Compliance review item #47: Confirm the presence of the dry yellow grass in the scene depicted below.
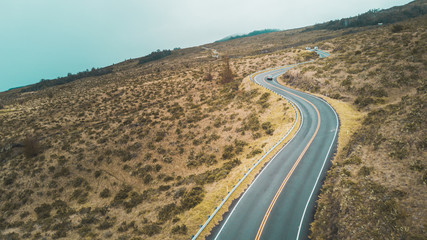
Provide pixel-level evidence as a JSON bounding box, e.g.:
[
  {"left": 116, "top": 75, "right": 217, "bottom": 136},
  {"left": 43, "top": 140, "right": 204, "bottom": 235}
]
[
  {"left": 276, "top": 76, "right": 364, "bottom": 160},
  {"left": 315, "top": 95, "right": 364, "bottom": 158}
]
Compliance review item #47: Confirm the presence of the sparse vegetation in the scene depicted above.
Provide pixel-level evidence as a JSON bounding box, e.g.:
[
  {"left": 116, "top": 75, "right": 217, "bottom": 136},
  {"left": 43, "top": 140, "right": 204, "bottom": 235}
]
[{"left": 0, "top": 28, "right": 293, "bottom": 239}]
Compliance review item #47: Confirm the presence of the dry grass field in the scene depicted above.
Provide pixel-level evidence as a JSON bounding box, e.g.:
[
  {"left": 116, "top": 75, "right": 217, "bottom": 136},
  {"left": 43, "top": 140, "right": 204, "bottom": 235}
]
[{"left": 0, "top": 39, "right": 305, "bottom": 239}]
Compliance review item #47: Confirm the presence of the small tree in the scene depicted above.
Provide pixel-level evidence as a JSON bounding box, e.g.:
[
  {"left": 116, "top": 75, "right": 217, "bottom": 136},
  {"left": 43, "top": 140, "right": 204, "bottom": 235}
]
[
  {"left": 220, "top": 55, "right": 233, "bottom": 84},
  {"left": 391, "top": 24, "right": 404, "bottom": 33},
  {"left": 23, "top": 135, "right": 40, "bottom": 158},
  {"left": 204, "top": 67, "right": 213, "bottom": 81}
]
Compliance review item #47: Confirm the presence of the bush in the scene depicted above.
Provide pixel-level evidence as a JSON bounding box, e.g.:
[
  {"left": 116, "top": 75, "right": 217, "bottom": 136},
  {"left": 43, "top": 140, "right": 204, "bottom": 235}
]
[
  {"left": 388, "top": 140, "right": 408, "bottom": 160},
  {"left": 257, "top": 92, "right": 271, "bottom": 108},
  {"left": 97, "top": 218, "right": 115, "bottom": 230},
  {"left": 54, "top": 167, "right": 70, "bottom": 178},
  {"left": 358, "top": 166, "right": 372, "bottom": 176},
  {"left": 343, "top": 155, "right": 362, "bottom": 165},
  {"left": 391, "top": 24, "right": 404, "bottom": 33},
  {"left": 139, "top": 49, "right": 171, "bottom": 65},
  {"left": 181, "top": 187, "right": 204, "bottom": 210},
  {"left": 155, "top": 131, "right": 166, "bottom": 142},
  {"left": 354, "top": 96, "right": 374, "bottom": 108},
  {"left": 3, "top": 172, "right": 17, "bottom": 186},
  {"left": 204, "top": 72, "right": 213, "bottom": 81},
  {"left": 141, "top": 223, "right": 161, "bottom": 236},
  {"left": 262, "top": 122, "right": 274, "bottom": 135},
  {"left": 113, "top": 185, "right": 132, "bottom": 204},
  {"left": 158, "top": 203, "right": 179, "bottom": 221},
  {"left": 244, "top": 113, "right": 260, "bottom": 131},
  {"left": 171, "top": 224, "right": 188, "bottom": 234},
  {"left": 143, "top": 174, "right": 153, "bottom": 184},
  {"left": 220, "top": 55, "right": 234, "bottom": 84},
  {"left": 248, "top": 148, "right": 263, "bottom": 158},
  {"left": 72, "top": 177, "right": 86, "bottom": 188},
  {"left": 100, "top": 188, "right": 111, "bottom": 198},
  {"left": 123, "top": 192, "right": 144, "bottom": 210},
  {"left": 222, "top": 145, "right": 234, "bottom": 159},
  {"left": 34, "top": 203, "right": 52, "bottom": 219}
]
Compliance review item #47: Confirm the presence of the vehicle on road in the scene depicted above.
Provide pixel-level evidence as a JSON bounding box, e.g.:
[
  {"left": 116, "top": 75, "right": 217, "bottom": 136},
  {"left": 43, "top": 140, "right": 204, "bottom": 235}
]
[{"left": 266, "top": 75, "right": 273, "bottom": 80}]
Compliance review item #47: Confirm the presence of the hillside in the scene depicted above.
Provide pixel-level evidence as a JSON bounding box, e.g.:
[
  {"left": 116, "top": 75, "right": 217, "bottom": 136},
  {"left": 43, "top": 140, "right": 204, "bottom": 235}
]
[
  {"left": 1, "top": 1, "right": 426, "bottom": 239},
  {"left": 0, "top": 39, "right": 303, "bottom": 239},
  {"left": 278, "top": 15, "right": 426, "bottom": 239}
]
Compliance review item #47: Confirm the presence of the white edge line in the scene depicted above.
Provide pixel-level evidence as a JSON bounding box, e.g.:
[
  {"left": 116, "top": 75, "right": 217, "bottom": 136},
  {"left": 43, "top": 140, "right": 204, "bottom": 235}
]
[{"left": 295, "top": 99, "right": 339, "bottom": 240}]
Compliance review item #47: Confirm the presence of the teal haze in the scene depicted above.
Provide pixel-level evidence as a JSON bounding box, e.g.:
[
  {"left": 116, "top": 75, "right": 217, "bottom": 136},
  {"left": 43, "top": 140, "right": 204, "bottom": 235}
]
[{"left": 0, "top": 0, "right": 412, "bottom": 92}]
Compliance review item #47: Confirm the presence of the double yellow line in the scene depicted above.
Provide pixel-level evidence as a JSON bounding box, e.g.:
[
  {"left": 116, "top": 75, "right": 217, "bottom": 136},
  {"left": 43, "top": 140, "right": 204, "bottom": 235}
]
[{"left": 254, "top": 77, "right": 321, "bottom": 240}]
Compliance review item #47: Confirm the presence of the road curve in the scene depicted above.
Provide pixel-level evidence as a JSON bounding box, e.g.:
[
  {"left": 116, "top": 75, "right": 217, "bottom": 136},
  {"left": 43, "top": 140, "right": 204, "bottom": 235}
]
[{"left": 208, "top": 52, "right": 339, "bottom": 240}]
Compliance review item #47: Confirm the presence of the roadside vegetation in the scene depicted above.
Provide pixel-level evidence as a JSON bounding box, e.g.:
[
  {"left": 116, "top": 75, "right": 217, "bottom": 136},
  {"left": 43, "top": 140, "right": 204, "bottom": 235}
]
[{"left": 278, "top": 15, "right": 426, "bottom": 239}]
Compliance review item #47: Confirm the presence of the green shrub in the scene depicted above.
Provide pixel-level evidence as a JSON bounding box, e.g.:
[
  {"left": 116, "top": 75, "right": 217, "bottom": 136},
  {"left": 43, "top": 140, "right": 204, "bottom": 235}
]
[
  {"left": 72, "top": 177, "right": 86, "bottom": 188},
  {"left": 94, "top": 170, "right": 102, "bottom": 178},
  {"left": 388, "top": 140, "right": 408, "bottom": 160},
  {"left": 97, "top": 218, "right": 115, "bottom": 230},
  {"left": 358, "top": 166, "right": 372, "bottom": 176},
  {"left": 391, "top": 24, "right": 404, "bottom": 33},
  {"left": 141, "top": 223, "right": 161, "bottom": 236},
  {"left": 171, "top": 224, "right": 188, "bottom": 234},
  {"left": 143, "top": 174, "right": 153, "bottom": 184},
  {"left": 34, "top": 203, "right": 52, "bottom": 219},
  {"left": 341, "top": 77, "right": 352, "bottom": 87},
  {"left": 158, "top": 203, "right": 179, "bottom": 221},
  {"left": 155, "top": 131, "right": 166, "bottom": 142},
  {"left": 113, "top": 185, "right": 132, "bottom": 204},
  {"left": 222, "top": 145, "right": 234, "bottom": 159},
  {"left": 3, "top": 172, "right": 18, "bottom": 186},
  {"left": 234, "top": 140, "right": 248, "bottom": 154},
  {"left": 343, "top": 155, "right": 362, "bottom": 165},
  {"left": 262, "top": 122, "right": 274, "bottom": 135},
  {"left": 244, "top": 113, "right": 260, "bottom": 131},
  {"left": 248, "top": 148, "right": 263, "bottom": 158},
  {"left": 354, "top": 96, "right": 374, "bottom": 108},
  {"left": 181, "top": 187, "right": 205, "bottom": 210},
  {"left": 23, "top": 135, "right": 40, "bottom": 158},
  {"left": 123, "top": 192, "right": 144, "bottom": 210},
  {"left": 257, "top": 92, "right": 271, "bottom": 108},
  {"left": 100, "top": 188, "right": 111, "bottom": 198}
]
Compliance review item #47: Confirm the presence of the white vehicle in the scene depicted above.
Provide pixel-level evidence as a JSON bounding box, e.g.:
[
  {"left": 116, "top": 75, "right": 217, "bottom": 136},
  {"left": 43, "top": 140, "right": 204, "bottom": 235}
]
[
  {"left": 314, "top": 46, "right": 318, "bottom": 50},
  {"left": 266, "top": 75, "right": 273, "bottom": 80}
]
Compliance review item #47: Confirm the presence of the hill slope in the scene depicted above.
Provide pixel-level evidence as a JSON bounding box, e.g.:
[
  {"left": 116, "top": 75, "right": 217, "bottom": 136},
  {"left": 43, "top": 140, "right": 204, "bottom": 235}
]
[
  {"left": 0, "top": 41, "right": 300, "bottom": 239},
  {"left": 278, "top": 15, "right": 426, "bottom": 239}
]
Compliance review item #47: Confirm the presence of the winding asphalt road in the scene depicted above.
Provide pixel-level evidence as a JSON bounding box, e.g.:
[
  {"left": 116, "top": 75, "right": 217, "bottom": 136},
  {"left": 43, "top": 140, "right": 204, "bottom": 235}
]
[{"left": 208, "top": 51, "right": 339, "bottom": 240}]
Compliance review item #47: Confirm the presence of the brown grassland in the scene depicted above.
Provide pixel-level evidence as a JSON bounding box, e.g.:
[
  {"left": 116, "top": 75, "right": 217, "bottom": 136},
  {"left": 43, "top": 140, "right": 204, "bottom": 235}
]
[{"left": 0, "top": 38, "right": 304, "bottom": 239}]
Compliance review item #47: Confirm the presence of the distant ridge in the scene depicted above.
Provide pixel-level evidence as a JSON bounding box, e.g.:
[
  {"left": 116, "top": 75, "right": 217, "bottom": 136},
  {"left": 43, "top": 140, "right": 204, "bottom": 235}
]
[
  {"left": 304, "top": 0, "right": 427, "bottom": 31},
  {"left": 216, "top": 29, "right": 280, "bottom": 42}
]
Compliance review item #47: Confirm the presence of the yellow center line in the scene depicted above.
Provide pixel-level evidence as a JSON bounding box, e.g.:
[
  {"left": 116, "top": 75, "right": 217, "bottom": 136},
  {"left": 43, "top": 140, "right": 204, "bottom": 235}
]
[{"left": 254, "top": 77, "right": 321, "bottom": 240}]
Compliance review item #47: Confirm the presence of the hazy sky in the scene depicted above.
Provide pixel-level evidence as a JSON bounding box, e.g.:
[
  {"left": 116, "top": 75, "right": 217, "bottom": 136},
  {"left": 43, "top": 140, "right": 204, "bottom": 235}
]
[{"left": 0, "top": 0, "right": 413, "bottom": 92}]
